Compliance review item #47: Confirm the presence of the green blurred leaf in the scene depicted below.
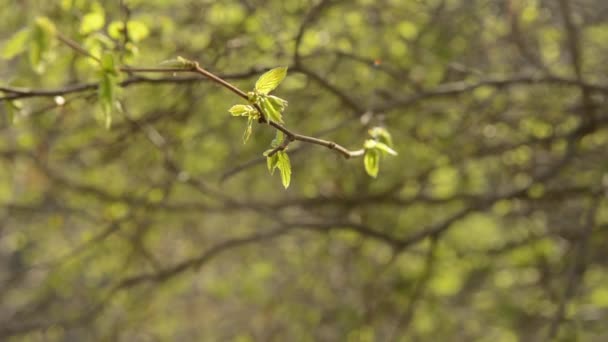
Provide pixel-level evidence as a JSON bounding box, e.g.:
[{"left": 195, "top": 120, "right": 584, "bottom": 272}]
[
  {"left": 29, "top": 17, "right": 56, "bottom": 72},
  {"left": 108, "top": 21, "right": 149, "bottom": 42},
  {"left": 255, "top": 66, "right": 287, "bottom": 94},
  {"left": 276, "top": 151, "right": 291, "bottom": 188},
  {"left": 1, "top": 28, "right": 30, "bottom": 59},
  {"left": 364, "top": 149, "right": 380, "bottom": 178},
  {"left": 100, "top": 52, "right": 117, "bottom": 74},
  {"left": 4, "top": 100, "right": 22, "bottom": 124},
  {"left": 126, "top": 21, "right": 150, "bottom": 42},
  {"left": 80, "top": 12, "right": 105, "bottom": 35},
  {"left": 99, "top": 72, "right": 117, "bottom": 129}
]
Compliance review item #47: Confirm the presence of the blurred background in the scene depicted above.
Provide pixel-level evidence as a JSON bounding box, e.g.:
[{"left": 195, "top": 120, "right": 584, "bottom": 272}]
[{"left": 1, "top": 0, "right": 608, "bottom": 340}]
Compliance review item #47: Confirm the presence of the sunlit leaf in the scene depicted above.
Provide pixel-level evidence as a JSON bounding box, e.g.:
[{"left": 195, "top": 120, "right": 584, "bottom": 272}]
[
  {"left": 243, "top": 116, "right": 254, "bottom": 143},
  {"left": 255, "top": 66, "right": 287, "bottom": 94},
  {"left": 267, "top": 95, "right": 288, "bottom": 112},
  {"left": 267, "top": 153, "right": 279, "bottom": 175},
  {"left": 276, "top": 151, "right": 291, "bottom": 188},
  {"left": 259, "top": 97, "right": 283, "bottom": 123},
  {"left": 228, "top": 104, "right": 253, "bottom": 116},
  {"left": 1, "top": 28, "right": 30, "bottom": 59}
]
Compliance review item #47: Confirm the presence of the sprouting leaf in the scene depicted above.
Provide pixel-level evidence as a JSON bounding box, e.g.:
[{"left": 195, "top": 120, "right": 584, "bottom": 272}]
[
  {"left": 369, "top": 127, "right": 394, "bottom": 147},
  {"left": 228, "top": 104, "right": 254, "bottom": 116},
  {"left": 1, "top": 28, "right": 30, "bottom": 59},
  {"left": 267, "top": 153, "right": 279, "bottom": 175},
  {"left": 99, "top": 72, "right": 117, "bottom": 129},
  {"left": 255, "top": 66, "right": 287, "bottom": 94},
  {"left": 243, "top": 116, "right": 254, "bottom": 143},
  {"left": 364, "top": 149, "right": 380, "bottom": 178},
  {"left": 267, "top": 95, "right": 288, "bottom": 112},
  {"left": 374, "top": 141, "right": 398, "bottom": 156},
  {"left": 259, "top": 97, "right": 283, "bottom": 123},
  {"left": 80, "top": 11, "right": 105, "bottom": 35},
  {"left": 159, "top": 56, "right": 194, "bottom": 68},
  {"left": 276, "top": 151, "right": 291, "bottom": 188},
  {"left": 271, "top": 131, "right": 284, "bottom": 148}
]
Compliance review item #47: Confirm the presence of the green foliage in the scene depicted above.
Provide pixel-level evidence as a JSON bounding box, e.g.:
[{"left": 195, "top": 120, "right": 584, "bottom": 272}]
[
  {"left": 98, "top": 53, "right": 118, "bottom": 129},
  {"left": 245, "top": 67, "right": 289, "bottom": 124},
  {"left": 266, "top": 150, "right": 291, "bottom": 188},
  {"left": 362, "top": 128, "right": 397, "bottom": 177},
  {"left": 2, "top": 1, "right": 607, "bottom": 340},
  {"left": 29, "top": 16, "right": 56, "bottom": 72},
  {"left": 1, "top": 28, "right": 30, "bottom": 59},
  {"left": 254, "top": 66, "right": 288, "bottom": 95},
  {"left": 80, "top": 11, "right": 105, "bottom": 35},
  {"left": 3, "top": 100, "right": 21, "bottom": 124},
  {"left": 363, "top": 148, "right": 380, "bottom": 178}
]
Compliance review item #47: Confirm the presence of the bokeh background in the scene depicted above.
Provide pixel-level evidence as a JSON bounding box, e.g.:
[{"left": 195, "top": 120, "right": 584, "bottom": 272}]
[{"left": 2, "top": 0, "right": 608, "bottom": 340}]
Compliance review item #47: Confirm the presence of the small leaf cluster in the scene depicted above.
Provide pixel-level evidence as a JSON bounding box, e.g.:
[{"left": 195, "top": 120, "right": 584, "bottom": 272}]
[
  {"left": 363, "top": 127, "right": 398, "bottom": 178},
  {"left": 264, "top": 132, "right": 291, "bottom": 189},
  {"left": 247, "top": 67, "right": 288, "bottom": 123},
  {"left": 228, "top": 67, "right": 292, "bottom": 188}
]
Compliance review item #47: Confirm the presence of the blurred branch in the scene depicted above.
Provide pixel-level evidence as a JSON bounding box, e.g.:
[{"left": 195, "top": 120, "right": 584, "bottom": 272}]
[{"left": 545, "top": 196, "right": 601, "bottom": 340}]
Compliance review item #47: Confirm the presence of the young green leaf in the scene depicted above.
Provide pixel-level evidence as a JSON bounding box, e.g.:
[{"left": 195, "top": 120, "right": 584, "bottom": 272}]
[
  {"left": 369, "top": 127, "right": 394, "bottom": 147},
  {"left": 255, "top": 67, "right": 287, "bottom": 94},
  {"left": 243, "top": 116, "right": 254, "bottom": 143},
  {"left": 364, "top": 149, "right": 380, "bottom": 178},
  {"left": 228, "top": 104, "right": 254, "bottom": 116},
  {"left": 271, "top": 131, "right": 284, "bottom": 148},
  {"left": 1, "top": 28, "right": 30, "bottom": 59},
  {"left": 259, "top": 97, "right": 283, "bottom": 123},
  {"left": 374, "top": 141, "right": 398, "bottom": 156},
  {"left": 266, "top": 95, "right": 288, "bottom": 112},
  {"left": 276, "top": 151, "right": 291, "bottom": 188},
  {"left": 267, "top": 153, "right": 279, "bottom": 175}
]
